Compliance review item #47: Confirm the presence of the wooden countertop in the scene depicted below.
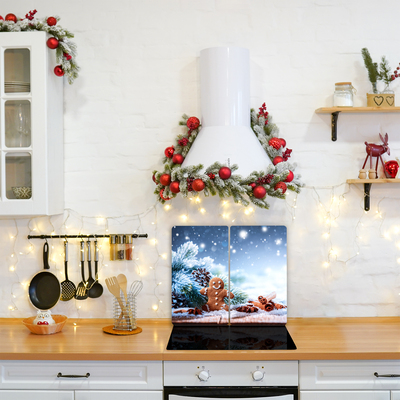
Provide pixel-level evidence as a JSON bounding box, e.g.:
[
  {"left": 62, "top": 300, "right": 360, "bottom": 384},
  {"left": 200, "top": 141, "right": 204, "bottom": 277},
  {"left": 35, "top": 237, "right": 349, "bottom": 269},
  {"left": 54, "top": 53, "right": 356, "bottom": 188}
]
[{"left": 1, "top": 317, "right": 400, "bottom": 361}]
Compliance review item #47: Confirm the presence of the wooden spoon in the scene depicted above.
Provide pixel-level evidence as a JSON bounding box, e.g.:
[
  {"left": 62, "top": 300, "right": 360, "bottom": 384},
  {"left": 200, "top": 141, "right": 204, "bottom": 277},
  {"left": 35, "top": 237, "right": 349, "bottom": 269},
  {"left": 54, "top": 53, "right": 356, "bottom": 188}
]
[{"left": 117, "top": 274, "right": 128, "bottom": 302}]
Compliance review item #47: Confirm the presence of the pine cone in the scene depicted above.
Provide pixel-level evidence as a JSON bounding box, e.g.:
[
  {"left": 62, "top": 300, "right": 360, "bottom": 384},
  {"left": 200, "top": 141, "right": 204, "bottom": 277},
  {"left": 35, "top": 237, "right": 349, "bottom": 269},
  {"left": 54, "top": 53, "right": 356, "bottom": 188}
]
[
  {"left": 192, "top": 268, "right": 211, "bottom": 286},
  {"left": 172, "top": 291, "right": 188, "bottom": 308}
]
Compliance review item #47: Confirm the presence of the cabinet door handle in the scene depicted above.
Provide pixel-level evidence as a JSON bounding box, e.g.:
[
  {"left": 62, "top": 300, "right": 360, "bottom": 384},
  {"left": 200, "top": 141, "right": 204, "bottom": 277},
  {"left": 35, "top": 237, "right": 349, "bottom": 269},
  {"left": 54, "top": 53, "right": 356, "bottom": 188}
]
[
  {"left": 57, "top": 372, "right": 90, "bottom": 378},
  {"left": 374, "top": 372, "right": 400, "bottom": 378}
]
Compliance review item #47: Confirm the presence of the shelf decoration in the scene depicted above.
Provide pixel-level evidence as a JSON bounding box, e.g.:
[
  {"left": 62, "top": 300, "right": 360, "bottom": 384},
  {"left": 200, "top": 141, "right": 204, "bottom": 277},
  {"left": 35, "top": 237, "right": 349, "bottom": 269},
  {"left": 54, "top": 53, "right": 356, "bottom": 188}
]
[
  {"left": 362, "top": 133, "right": 390, "bottom": 179},
  {"left": 0, "top": 10, "right": 79, "bottom": 84},
  {"left": 152, "top": 103, "right": 304, "bottom": 210},
  {"left": 361, "top": 47, "right": 398, "bottom": 107}
]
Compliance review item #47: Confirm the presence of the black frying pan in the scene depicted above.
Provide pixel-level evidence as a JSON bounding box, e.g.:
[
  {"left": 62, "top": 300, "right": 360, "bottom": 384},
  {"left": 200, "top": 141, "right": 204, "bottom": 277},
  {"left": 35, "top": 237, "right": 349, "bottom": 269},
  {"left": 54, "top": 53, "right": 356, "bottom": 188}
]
[{"left": 28, "top": 242, "right": 61, "bottom": 310}]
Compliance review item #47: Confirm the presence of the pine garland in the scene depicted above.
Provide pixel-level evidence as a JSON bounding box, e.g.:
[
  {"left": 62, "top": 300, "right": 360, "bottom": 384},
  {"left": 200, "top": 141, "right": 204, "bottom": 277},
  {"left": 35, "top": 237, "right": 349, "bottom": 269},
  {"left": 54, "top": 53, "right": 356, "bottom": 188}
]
[
  {"left": 153, "top": 103, "right": 304, "bottom": 210},
  {"left": 0, "top": 11, "right": 79, "bottom": 84}
]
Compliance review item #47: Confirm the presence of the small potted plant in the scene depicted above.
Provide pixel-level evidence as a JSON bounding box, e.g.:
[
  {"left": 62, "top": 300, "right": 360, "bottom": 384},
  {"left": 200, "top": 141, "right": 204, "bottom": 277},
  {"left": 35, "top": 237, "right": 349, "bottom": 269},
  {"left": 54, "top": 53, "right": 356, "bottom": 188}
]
[{"left": 361, "top": 48, "right": 398, "bottom": 107}]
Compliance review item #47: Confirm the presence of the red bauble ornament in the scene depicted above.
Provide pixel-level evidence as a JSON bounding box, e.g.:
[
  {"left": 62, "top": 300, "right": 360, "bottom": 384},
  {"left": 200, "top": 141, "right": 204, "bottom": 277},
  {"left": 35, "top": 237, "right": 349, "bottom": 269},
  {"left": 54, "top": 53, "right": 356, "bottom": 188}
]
[
  {"left": 249, "top": 182, "right": 256, "bottom": 188},
  {"left": 219, "top": 167, "right": 232, "bottom": 180},
  {"left": 285, "top": 170, "right": 294, "bottom": 182},
  {"left": 46, "top": 37, "right": 59, "bottom": 49},
  {"left": 186, "top": 116, "right": 200, "bottom": 131},
  {"left": 273, "top": 156, "right": 283, "bottom": 165},
  {"left": 47, "top": 16, "right": 57, "bottom": 26},
  {"left": 63, "top": 52, "right": 72, "bottom": 61},
  {"left": 152, "top": 174, "right": 158, "bottom": 184},
  {"left": 5, "top": 13, "right": 17, "bottom": 23},
  {"left": 159, "top": 189, "right": 171, "bottom": 201},
  {"left": 280, "top": 138, "right": 286, "bottom": 148},
  {"left": 54, "top": 65, "right": 64, "bottom": 77},
  {"left": 268, "top": 137, "right": 282, "bottom": 150},
  {"left": 0, "top": 16, "right": 4, "bottom": 21},
  {"left": 169, "top": 181, "right": 181, "bottom": 193},
  {"left": 274, "top": 182, "right": 287, "bottom": 194},
  {"left": 385, "top": 160, "right": 399, "bottom": 178},
  {"left": 192, "top": 179, "right": 205, "bottom": 192},
  {"left": 159, "top": 174, "right": 171, "bottom": 186},
  {"left": 253, "top": 186, "right": 267, "bottom": 199},
  {"left": 164, "top": 146, "right": 175, "bottom": 158},
  {"left": 172, "top": 154, "right": 184, "bottom": 164}
]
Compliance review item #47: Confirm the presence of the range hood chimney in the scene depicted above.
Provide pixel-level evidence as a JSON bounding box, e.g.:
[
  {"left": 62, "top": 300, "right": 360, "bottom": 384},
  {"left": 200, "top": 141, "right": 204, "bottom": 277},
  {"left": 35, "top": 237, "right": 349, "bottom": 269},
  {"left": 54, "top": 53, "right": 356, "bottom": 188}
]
[{"left": 182, "top": 47, "right": 272, "bottom": 176}]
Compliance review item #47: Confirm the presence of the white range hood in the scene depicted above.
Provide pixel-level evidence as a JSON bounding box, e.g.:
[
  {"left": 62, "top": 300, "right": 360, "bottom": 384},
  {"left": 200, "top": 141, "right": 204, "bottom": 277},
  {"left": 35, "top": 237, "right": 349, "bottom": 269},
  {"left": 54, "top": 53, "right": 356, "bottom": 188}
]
[{"left": 181, "top": 46, "right": 272, "bottom": 177}]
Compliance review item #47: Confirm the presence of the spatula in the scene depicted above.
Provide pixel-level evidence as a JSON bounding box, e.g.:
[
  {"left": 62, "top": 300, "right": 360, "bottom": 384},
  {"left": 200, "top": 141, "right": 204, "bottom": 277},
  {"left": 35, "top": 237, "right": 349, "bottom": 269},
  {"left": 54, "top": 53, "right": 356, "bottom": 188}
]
[
  {"left": 105, "top": 276, "right": 130, "bottom": 326},
  {"left": 60, "top": 241, "right": 76, "bottom": 301}
]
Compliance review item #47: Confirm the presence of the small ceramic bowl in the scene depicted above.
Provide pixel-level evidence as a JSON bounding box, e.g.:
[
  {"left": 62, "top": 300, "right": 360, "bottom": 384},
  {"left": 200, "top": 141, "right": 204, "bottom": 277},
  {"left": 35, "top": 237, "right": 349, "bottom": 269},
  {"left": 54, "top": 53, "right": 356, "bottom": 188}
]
[
  {"left": 12, "top": 186, "right": 32, "bottom": 199},
  {"left": 22, "top": 315, "right": 67, "bottom": 335}
]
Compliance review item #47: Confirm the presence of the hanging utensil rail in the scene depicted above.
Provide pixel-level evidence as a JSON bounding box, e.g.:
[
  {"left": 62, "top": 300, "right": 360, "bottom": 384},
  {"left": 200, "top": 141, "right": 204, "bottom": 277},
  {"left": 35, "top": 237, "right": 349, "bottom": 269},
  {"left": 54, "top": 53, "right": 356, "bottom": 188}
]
[{"left": 27, "top": 233, "right": 148, "bottom": 239}]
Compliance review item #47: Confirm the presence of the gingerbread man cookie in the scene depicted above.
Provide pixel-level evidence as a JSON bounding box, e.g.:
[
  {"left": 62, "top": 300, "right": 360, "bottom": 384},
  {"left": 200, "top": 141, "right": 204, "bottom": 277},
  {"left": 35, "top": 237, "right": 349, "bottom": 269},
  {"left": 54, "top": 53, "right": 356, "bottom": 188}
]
[{"left": 200, "top": 277, "right": 234, "bottom": 311}]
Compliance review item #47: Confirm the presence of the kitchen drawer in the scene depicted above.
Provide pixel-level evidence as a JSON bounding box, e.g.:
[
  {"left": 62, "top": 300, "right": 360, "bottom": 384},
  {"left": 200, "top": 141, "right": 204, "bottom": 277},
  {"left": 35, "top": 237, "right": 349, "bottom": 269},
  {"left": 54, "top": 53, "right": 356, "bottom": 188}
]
[
  {"left": 300, "top": 391, "right": 390, "bottom": 400},
  {"left": 300, "top": 361, "right": 400, "bottom": 390},
  {"left": 0, "top": 360, "right": 162, "bottom": 390},
  {"left": 164, "top": 361, "right": 298, "bottom": 386},
  {"left": 76, "top": 390, "right": 163, "bottom": 400},
  {"left": 0, "top": 391, "right": 74, "bottom": 400}
]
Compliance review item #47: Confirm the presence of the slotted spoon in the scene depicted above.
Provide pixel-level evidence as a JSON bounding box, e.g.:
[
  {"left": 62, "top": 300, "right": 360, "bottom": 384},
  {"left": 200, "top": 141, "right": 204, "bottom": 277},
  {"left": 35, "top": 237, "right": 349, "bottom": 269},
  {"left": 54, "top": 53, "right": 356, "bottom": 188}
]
[{"left": 60, "top": 241, "right": 76, "bottom": 301}]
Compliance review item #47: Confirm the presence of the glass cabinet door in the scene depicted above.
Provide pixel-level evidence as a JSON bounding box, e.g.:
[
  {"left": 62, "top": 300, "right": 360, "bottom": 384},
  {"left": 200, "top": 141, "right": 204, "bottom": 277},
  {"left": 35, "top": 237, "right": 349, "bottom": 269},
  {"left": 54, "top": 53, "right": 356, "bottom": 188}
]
[
  {"left": 5, "top": 153, "right": 32, "bottom": 199},
  {"left": 4, "top": 48, "right": 30, "bottom": 93},
  {"left": 5, "top": 100, "right": 31, "bottom": 148}
]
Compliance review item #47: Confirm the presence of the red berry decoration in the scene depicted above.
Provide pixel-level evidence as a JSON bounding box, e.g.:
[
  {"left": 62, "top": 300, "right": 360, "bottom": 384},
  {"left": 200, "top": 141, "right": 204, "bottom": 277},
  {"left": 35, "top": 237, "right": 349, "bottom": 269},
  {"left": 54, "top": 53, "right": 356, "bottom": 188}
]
[
  {"left": 273, "top": 156, "right": 283, "bottom": 165},
  {"left": 159, "top": 189, "right": 171, "bottom": 201},
  {"left": 164, "top": 146, "right": 175, "bottom": 158},
  {"left": 172, "top": 154, "right": 184, "bottom": 164},
  {"left": 47, "top": 16, "right": 57, "bottom": 26},
  {"left": 178, "top": 138, "right": 188, "bottom": 146},
  {"left": 46, "top": 37, "right": 59, "bottom": 49},
  {"left": 268, "top": 137, "right": 282, "bottom": 150},
  {"left": 285, "top": 170, "right": 294, "bottom": 182},
  {"left": 54, "top": 65, "right": 64, "bottom": 77},
  {"left": 186, "top": 116, "right": 200, "bottom": 131},
  {"left": 219, "top": 167, "right": 231, "bottom": 180},
  {"left": 274, "top": 182, "right": 287, "bottom": 194},
  {"left": 169, "top": 181, "right": 181, "bottom": 193},
  {"left": 207, "top": 173, "right": 215, "bottom": 180},
  {"left": 159, "top": 174, "right": 171, "bottom": 186},
  {"left": 253, "top": 186, "right": 267, "bottom": 199},
  {"left": 192, "top": 179, "right": 205, "bottom": 192},
  {"left": 63, "top": 52, "right": 72, "bottom": 61},
  {"left": 5, "top": 13, "right": 17, "bottom": 23},
  {"left": 280, "top": 138, "right": 286, "bottom": 148}
]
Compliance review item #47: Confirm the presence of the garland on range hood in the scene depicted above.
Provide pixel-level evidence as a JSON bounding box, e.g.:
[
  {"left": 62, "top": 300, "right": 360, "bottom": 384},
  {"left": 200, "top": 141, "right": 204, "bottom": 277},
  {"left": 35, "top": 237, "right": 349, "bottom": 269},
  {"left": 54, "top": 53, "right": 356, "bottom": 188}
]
[{"left": 152, "top": 104, "right": 304, "bottom": 209}]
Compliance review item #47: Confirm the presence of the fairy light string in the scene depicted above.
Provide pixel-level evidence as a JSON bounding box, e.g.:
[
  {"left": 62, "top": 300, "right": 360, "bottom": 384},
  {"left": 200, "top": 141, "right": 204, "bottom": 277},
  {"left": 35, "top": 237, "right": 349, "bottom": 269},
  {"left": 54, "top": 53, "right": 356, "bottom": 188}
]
[{"left": 6, "top": 182, "right": 400, "bottom": 315}]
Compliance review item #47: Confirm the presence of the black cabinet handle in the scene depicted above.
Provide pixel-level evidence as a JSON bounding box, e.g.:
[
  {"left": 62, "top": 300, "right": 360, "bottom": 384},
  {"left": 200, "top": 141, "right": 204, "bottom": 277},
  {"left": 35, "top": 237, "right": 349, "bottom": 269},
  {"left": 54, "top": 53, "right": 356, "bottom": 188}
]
[
  {"left": 57, "top": 372, "right": 90, "bottom": 378},
  {"left": 374, "top": 372, "right": 400, "bottom": 378}
]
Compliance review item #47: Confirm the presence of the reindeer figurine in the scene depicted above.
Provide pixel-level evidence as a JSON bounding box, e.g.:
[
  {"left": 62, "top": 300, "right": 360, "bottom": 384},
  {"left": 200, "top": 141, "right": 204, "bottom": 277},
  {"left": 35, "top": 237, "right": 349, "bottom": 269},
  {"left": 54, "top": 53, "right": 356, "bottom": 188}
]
[{"left": 362, "top": 133, "right": 390, "bottom": 179}]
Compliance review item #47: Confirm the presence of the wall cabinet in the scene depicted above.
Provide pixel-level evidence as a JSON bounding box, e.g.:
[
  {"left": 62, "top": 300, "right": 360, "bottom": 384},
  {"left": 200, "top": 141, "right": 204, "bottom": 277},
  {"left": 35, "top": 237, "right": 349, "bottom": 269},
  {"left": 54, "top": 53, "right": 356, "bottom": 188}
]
[{"left": 0, "top": 31, "right": 63, "bottom": 216}]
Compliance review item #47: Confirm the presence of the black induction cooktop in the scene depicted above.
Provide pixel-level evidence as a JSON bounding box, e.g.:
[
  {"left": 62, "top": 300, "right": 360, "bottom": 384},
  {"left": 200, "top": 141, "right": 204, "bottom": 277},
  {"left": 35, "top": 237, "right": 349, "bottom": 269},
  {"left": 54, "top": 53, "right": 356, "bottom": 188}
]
[{"left": 167, "top": 325, "right": 296, "bottom": 351}]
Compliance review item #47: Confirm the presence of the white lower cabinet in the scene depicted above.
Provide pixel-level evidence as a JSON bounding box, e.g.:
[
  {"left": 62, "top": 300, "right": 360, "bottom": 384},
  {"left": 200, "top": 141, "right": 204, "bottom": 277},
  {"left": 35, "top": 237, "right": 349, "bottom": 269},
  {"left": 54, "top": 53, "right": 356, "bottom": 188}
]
[
  {"left": 0, "top": 391, "right": 74, "bottom": 400},
  {"left": 300, "top": 361, "right": 400, "bottom": 400},
  {"left": 76, "top": 391, "right": 163, "bottom": 400},
  {"left": 300, "top": 390, "right": 390, "bottom": 400},
  {"left": 0, "top": 360, "right": 163, "bottom": 400}
]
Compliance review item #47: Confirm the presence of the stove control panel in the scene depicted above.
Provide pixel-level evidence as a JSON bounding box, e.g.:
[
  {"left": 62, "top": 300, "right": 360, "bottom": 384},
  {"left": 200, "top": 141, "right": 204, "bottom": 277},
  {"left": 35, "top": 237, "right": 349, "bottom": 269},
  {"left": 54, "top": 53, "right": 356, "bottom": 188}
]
[
  {"left": 251, "top": 370, "right": 265, "bottom": 381},
  {"left": 197, "top": 370, "right": 211, "bottom": 382}
]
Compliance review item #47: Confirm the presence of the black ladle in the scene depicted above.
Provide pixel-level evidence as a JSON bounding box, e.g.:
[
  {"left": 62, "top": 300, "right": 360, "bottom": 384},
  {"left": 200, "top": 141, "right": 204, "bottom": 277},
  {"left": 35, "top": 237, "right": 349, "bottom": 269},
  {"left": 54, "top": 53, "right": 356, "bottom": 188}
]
[{"left": 88, "top": 239, "right": 103, "bottom": 298}]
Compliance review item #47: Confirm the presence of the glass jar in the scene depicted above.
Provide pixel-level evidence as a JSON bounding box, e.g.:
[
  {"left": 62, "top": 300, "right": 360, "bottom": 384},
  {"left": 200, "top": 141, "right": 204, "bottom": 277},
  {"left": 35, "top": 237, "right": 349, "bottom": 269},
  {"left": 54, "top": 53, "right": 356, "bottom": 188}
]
[
  {"left": 125, "top": 235, "right": 133, "bottom": 260},
  {"left": 333, "top": 82, "right": 355, "bottom": 107},
  {"left": 117, "top": 234, "right": 125, "bottom": 260},
  {"left": 109, "top": 234, "right": 117, "bottom": 261}
]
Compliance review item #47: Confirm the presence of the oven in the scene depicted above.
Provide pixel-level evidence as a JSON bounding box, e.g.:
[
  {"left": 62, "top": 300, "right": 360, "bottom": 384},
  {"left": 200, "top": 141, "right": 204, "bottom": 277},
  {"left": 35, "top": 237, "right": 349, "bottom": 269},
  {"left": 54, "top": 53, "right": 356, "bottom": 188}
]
[{"left": 164, "top": 361, "right": 298, "bottom": 400}]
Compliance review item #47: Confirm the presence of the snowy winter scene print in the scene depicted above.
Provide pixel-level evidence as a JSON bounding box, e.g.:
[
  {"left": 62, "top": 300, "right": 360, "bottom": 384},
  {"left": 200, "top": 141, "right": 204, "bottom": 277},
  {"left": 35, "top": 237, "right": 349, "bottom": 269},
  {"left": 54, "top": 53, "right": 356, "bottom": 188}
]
[
  {"left": 229, "top": 226, "right": 288, "bottom": 325},
  {"left": 172, "top": 225, "right": 235, "bottom": 324}
]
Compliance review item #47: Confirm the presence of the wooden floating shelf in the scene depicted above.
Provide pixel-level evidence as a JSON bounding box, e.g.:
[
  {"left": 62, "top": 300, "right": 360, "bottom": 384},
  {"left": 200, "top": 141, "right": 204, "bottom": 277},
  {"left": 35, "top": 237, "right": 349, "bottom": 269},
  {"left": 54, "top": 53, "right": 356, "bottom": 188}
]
[
  {"left": 346, "top": 178, "right": 400, "bottom": 211},
  {"left": 316, "top": 107, "right": 400, "bottom": 113},
  {"left": 315, "top": 107, "right": 400, "bottom": 141}
]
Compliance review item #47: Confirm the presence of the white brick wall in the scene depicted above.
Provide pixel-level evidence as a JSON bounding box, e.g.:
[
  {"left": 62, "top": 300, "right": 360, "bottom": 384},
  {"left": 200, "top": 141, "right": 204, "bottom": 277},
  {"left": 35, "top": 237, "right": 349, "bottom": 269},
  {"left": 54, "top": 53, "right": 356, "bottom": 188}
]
[{"left": 1, "top": 0, "right": 400, "bottom": 319}]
